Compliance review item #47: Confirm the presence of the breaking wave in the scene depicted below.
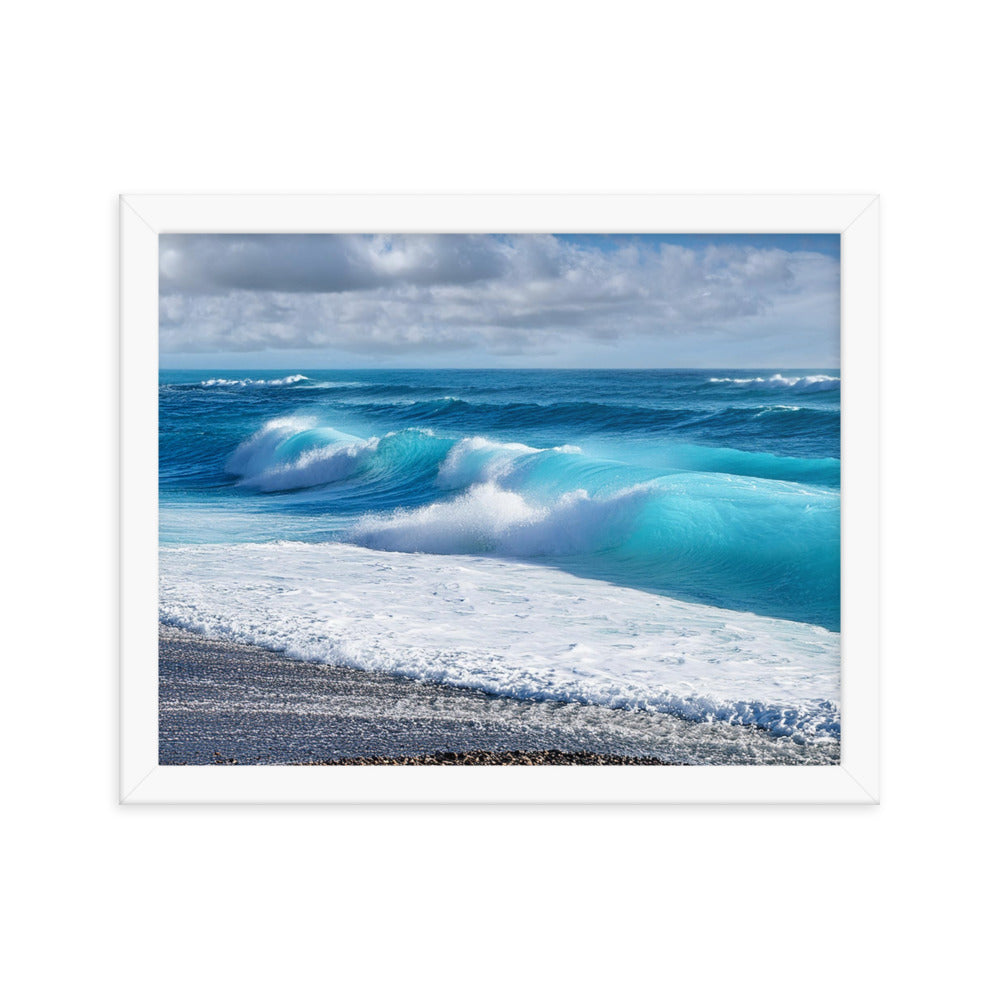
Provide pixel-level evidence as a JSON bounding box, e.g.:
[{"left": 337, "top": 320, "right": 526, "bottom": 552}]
[{"left": 218, "top": 419, "right": 840, "bottom": 627}]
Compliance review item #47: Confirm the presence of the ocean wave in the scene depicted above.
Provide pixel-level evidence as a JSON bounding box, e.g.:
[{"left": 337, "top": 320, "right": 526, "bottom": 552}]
[{"left": 708, "top": 373, "right": 840, "bottom": 393}]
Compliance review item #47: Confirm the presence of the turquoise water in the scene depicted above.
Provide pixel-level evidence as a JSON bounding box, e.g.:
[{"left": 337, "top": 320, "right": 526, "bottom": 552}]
[{"left": 159, "top": 369, "right": 840, "bottom": 631}]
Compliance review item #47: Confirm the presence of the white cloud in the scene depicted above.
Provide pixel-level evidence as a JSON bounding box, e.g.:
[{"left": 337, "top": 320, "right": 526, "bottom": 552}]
[{"left": 159, "top": 234, "right": 839, "bottom": 364}]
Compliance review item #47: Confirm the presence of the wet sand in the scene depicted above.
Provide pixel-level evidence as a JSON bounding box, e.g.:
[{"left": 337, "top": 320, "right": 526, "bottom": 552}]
[{"left": 159, "top": 624, "right": 839, "bottom": 765}]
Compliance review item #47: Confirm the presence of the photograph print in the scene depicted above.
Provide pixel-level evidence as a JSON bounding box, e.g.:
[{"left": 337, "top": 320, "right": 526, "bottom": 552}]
[{"left": 158, "top": 232, "right": 841, "bottom": 766}]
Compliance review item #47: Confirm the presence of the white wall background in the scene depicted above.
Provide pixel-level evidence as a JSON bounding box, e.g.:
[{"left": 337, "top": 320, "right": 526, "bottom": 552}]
[{"left": 5, "top": 2, "right": 995, "bottom": 996}]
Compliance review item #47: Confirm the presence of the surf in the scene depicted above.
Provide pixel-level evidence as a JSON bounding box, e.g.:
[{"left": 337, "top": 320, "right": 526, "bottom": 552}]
[{"left": 160, "top": 542, "right": 841, "bottom": 744}]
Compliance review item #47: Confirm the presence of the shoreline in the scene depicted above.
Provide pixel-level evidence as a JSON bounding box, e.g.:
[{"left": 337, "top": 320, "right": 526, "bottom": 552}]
[{"left": 159, "top": 623, "right": 839, "bottom": 765}]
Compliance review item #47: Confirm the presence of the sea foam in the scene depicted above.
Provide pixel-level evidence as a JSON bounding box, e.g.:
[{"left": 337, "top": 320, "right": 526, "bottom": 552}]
[
  {"left": 160, "top": 542, "right": 841, "bottom": 741},
  {"left": 708, "top": 373, "right": 840, "bottom": 392},
  {"left": 200, "top": 374, "right": 310, "bottom": 388},
  {"left": 352, "top": 480, "right": 655, "bottom": 557}
]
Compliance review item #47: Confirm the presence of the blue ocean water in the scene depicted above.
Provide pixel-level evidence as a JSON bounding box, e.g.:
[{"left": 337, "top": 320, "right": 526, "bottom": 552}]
[{"left": 159, "top": 369, "right": 840, "bottom": 632}]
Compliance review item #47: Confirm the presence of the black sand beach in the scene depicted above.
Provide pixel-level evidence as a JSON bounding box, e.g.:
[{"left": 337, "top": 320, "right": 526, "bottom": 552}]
[{"left": 159, "top": 624, "right": 838, "bottom": 765}]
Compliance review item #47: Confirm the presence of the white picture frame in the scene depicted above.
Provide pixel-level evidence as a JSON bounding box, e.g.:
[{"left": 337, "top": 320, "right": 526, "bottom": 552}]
[{"left": 121, "top": 193, "right": 879, "bottom": 804}]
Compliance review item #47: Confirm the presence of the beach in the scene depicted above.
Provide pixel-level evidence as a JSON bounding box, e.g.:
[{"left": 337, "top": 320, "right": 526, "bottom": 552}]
[{"left": 159, "top": 624, "right": 839, "bottom": 765}]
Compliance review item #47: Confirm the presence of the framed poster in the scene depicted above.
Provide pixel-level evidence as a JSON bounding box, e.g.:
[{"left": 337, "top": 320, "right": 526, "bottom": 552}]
[{"left": 120, "top": 194, "right": 879, "bottom": 803}]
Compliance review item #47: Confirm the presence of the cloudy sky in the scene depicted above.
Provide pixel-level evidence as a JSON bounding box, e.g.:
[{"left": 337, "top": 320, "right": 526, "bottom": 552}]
[{"left": 159, "top": 233, "right": 839, "bottom": 369}]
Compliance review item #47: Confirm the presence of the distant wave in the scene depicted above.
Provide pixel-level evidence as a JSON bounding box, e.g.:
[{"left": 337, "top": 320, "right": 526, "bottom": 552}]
[
  {"left": 708, "top": 374, "right": 840, "bottom": 393},
  {"left": 200, "top": 374, "right": 310, "bottom": 388},
  {"left": 318, "top": 397, "right": 839, "bottom": 448},
  {"left": 753, "top": 404, "right": 800, "bottom": 416},
  {"left": 305, "top": 380, "right": 367, "bottom": 389}
]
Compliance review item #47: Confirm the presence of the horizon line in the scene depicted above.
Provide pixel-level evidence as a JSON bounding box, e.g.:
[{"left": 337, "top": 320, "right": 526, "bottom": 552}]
[{"left": 158, "top": 364, "right": 841, "bottom": 372}]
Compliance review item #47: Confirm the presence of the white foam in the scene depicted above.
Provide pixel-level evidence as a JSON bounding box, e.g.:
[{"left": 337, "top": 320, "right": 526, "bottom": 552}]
[
  {"left": 709, "top": 374, "right": 840, "bottom": 393},
  {"left": 160, "top": 542, "right": 840, "bottom": 740},
  {"left": 352, "top": 481, "right": 654, "bottom": 556},
  {"left": 201, "top": 374, "right": 310, "bottom": 388}
]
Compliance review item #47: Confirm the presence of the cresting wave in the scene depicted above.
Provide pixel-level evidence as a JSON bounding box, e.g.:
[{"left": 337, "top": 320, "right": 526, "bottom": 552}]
[
  {"left": 225, "top": 417, "right": 379, "bottom": 491},
  {"left": 224, "top": 418, "right": 452, "bottom": 492},
  {"left": 160, "top": 542, "right": 841, "bottom": 742}
]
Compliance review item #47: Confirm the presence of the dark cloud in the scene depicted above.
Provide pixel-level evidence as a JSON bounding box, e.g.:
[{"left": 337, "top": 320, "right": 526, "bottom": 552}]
[{"left": 160, "top": 234, "right": 513, "bottom": 294}]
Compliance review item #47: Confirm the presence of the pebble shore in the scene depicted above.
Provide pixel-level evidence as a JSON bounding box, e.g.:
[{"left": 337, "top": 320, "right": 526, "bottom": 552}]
[
  {"left": 159, "top": 623, "right": 839, "bottom": 766},
  {"left": 296, "top": 749, "right": 670, "bottom": 765}
]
